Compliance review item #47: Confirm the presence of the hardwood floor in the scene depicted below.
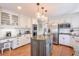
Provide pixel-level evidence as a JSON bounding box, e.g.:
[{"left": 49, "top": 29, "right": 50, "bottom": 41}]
[
  {"left": 52, "top": 45, "right": 74, "bottom": 56},
  {"left": 0, "top": 44, "right": 74, "bottom": 56}
]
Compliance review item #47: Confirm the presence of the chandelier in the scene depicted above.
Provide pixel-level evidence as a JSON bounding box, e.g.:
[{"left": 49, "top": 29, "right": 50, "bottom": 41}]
[{"left": 36, "top": 3, "right": 48, "bottom": 22}]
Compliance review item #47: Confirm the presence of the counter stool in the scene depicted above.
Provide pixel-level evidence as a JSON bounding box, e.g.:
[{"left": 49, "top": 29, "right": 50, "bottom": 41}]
[{"left": 0, "top": 41, "right": 11, "bottom": 55}]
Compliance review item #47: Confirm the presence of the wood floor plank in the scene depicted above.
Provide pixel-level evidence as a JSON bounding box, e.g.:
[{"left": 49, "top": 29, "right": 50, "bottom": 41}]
[{"left": 0, "top": 44, "right": 74, "bottom": 56}]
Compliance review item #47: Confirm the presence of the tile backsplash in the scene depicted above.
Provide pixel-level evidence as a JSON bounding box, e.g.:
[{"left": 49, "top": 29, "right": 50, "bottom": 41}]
[{"left": 0, "top": 28, "right": 19, "bottom": 39}]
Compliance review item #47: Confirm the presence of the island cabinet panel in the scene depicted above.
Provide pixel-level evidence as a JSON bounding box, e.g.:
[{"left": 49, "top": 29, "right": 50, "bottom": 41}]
[
  {"left": 31, "top": 38, "right": 52, "bottom": 56},
  {"left": 31, "top": 39, "right": 38, "bottom": 56}
]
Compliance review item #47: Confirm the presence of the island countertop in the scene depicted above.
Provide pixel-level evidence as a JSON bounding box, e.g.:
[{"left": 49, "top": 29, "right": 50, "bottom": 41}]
[{"left": 31, "top": 35, "right": 51, "bottom": 40}]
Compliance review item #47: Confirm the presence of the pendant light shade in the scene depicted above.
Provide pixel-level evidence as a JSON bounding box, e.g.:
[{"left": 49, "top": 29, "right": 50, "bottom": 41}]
[
  {"left": 45, "top": 10, "right": 47, "bottom": 13},
  {"left": 41, "top": 7, "right": 44, "bottom": 9},
  {"left": 37, "top": 3, "right": 40, "bottom": 6}
]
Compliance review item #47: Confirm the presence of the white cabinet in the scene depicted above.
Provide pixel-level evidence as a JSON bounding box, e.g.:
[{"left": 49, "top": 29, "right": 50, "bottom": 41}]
[
  {"left": 1, "top": 12, "right": 10, "bottom": 25},
  {"left": 72, "top": 37, "right": 79, "bottom": 49},
  {"left": 25, "top": 34, "right": 31, "bottom": 44},
  {"left": 59, "top": 35, "right": 64, "bottom": 44},
  {"left": 11, "top": 38, "right": 19, "bottom": 49},
  {"left": 0, "top": 11, "right": 19, "bottom": 25},
  {"left": 20, "top": 34, "right": 31, "bottom": 46},
  {"left": 11, "top": 15, "right": 18, "bottom": 25},
  {"left": 12, "top": 37, "right": 22, "bottom": 49},
  {"left": 71, "top": 37, "right": 79, "bottom": 55},
  {"left": 59, "top": 34, "right": 71, "bottom": 46},
  {"left": 12, "top": 34, "right": 31, "bottom": 49}
]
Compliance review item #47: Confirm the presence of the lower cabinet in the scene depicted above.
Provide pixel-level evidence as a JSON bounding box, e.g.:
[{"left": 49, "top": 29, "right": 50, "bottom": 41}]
[
  {"left": 12, "top": 34, "right": 31, "bottom": 49},
  {"left": 19, "top": 34, "right": 31, "bottom": 46},
  {"left": 11, "top": 38, "right": 19, "bottom": 49},
  {"left": 72, "top": 37, "right": 79, "bottom": 55},
  {"left": 59, "top": 34, "right": 71, "bottom": 46}
]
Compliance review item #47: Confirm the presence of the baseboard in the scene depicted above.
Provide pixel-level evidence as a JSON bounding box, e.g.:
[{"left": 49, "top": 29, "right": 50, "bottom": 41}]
[{"left": 58, "top": 44, "right": 73, "bottom": 49}]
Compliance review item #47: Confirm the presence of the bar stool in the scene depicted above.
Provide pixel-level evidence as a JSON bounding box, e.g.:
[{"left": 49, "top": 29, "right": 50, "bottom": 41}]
[{"left": 0, "top": 40, "right": 11, "bottom": 55}]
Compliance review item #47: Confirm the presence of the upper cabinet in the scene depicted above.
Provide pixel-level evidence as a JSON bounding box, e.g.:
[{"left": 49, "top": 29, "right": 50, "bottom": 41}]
[
  {"left": 1, "top": 12, "right": 10, "bottom": 25},
  {"left": 12, "top": 15, "right": 18, "bottom": 25},
  {"left": 0, "top": 10, "right": 19, "bottom": 26},
  {"left": 0, "top": 9, "right": 31, "bottom": 28}
]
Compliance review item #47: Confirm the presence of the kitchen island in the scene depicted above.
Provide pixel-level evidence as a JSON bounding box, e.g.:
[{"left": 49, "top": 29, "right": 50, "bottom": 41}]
[{"left": 31, "top": 35, "right": 52, "bottom": 56}]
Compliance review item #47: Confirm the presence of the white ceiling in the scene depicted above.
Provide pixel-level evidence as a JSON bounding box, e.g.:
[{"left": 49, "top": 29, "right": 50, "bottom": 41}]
[{"left": 0, "top": 3, "right": 79, "bottom": 18}]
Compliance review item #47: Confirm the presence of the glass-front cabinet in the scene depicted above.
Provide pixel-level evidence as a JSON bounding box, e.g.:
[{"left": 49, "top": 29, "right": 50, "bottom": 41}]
[
  {"left": 0, "top": 10, "right": 19, "bottom": 26},
  {"left": 1, "top": 12, "right": 10, "bottom": 25},
  {"left": 12, "top": 15, "right": 18, "bottom": 25}
]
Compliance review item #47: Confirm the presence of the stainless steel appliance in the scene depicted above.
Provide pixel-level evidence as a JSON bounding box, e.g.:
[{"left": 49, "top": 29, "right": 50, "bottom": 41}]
[{"left": 32, "top": 24, "right": 37, "bottom": 36}]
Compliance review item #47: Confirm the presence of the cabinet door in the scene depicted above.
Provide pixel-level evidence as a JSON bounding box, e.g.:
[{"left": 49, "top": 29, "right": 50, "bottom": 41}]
[
  {"left": 1, "top": 12, "right": 10, "bottom": 25},
  {"left": 21, "top": 35, "right": 26, "bottom": 45},
  {"left": 18, "top": 37, "right": 24, "bottom": 46},
  {"left": 12, "top": 38, "right": 18, "bottom": 49},
  {"left": 24, "top": 34, "right": 31, "bottom": 44},
  {"left": 17, "top": 39, "right": 21, "bottom": 47},
  {"left": 26, "top": 35, "right": 31, "bottom": 44},
  {"left": 59, "top": 35, "right": 64, "bottom": 44},
  {"left": 59, "top": 34, "right": 71, "bottom": 46},
  {"left": 12, "top": 15, "right": 18, "bottom": 25}
]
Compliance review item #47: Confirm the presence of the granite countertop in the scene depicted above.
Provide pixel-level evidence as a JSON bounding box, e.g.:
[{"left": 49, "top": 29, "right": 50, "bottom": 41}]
[
  {"left": 1, "top": 33, "right": 31, "bottom": 40},
  {"left": 71, "top": 34, "right": 79, "bottom": 37},
  {"left": 58, "top": 32, "right": 79, "bottom": 37},
  {"left": 0, "top": 35, "right": 20, "bottom": 40},
  {"left": 32, "top": 35, "right": 50, "bottom": 40},
  {"left": 0, "top": 33, "right": 30, "bottom": 43}
]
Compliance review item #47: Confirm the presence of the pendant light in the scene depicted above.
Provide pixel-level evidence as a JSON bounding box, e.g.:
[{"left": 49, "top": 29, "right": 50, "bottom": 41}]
[
  {"left": 36, "top": 3, "right": 41, "bottom": 18},
  {"left": 41, "top": 6, "right": 45, "bottom": 21},
  {"left": 45, "top": 10, "right": 48, "bottom": 21},
  {"left": 41, "top": 7, "right": 44, "bottom": 15},
  {"left": 45, "top": 10, "right": 47, "bottom": 16},
  {"left": 37, "top": 3, "right": 40, "bottom": 12}
]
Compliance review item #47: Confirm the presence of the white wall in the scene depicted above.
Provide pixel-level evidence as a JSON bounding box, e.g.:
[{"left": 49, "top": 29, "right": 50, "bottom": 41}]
[
  {"left": 0, "top": 27, "right": 19, "bottom": 39},
  {"left": 51, "top": 13, "right": 79, "bottom": 28},
  {"left": 19, "top": 15, "right": 31, "bottom": 28}
]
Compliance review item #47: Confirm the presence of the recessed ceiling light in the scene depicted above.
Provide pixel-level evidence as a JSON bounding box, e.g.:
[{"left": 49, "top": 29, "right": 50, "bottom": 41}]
[{"left": 17, "top": 6, "right": 22, "bottom": 10}]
